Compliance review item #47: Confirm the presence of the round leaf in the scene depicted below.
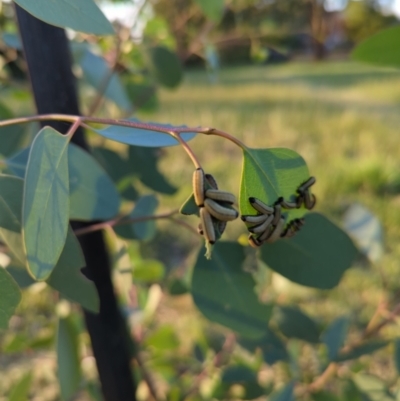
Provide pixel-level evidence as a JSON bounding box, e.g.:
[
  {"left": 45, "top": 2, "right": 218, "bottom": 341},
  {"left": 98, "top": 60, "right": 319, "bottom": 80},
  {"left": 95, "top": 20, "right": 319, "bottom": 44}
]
[
  {"left": 260, "top": 213, "right": 359, "bottom": 289},
  {"left": 23, "top": 127, "right": 69, "bottom": 280},
  {"left": 191, "top": 241, "right": 273, "bottom": 338},
  {"left": 148, "top": 46, "right": 183, "bottom": 89}
]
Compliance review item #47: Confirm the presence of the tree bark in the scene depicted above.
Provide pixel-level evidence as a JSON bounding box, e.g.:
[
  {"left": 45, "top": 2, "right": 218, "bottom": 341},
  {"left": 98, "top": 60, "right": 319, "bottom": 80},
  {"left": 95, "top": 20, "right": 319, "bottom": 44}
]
[{"left": 15, "top": 6, "right": 136, "bottom": 401}]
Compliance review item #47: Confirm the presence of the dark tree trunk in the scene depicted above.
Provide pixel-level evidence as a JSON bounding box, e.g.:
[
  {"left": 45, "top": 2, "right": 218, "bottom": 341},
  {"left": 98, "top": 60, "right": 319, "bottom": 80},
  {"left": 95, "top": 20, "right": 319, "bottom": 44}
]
[{"left": 15, "top": 7, "right": 136, "bottom": 401}]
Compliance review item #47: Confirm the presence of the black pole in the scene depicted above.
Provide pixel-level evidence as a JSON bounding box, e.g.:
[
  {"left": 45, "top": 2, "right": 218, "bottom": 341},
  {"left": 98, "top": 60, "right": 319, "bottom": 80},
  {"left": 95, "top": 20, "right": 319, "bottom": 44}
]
[{"left": 15, "top": 6, "right": 136, "bottom": 401}]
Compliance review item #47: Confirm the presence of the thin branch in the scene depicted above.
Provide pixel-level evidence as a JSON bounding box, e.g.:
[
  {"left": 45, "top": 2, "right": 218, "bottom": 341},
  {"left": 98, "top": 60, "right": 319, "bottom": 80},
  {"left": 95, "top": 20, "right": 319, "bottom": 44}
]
[
  {"left": 172, "top": 132, "right": 202, "bottom": 168},
  {"left": 135, "top": 353, "right": 163, "bottom": 401}
]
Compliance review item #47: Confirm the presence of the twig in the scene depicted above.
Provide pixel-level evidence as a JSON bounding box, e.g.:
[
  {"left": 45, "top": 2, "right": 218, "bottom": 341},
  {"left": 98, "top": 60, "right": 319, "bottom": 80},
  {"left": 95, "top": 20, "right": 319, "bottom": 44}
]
[{"left": 135, "top": 353, "right": 163, "bottom": 401}]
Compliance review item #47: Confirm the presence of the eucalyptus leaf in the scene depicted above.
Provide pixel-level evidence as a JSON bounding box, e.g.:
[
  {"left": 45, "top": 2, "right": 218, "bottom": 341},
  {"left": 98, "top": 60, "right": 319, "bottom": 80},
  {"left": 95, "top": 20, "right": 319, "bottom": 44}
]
[
  {"left": 114, "top": 195, "right": 159, "bottom": 241},
  {"left": 57, "top": 316, "right": 81, "bottom": 401},
  {"left": 128, "top": 146, "right": 177, "bottom": 194},
  {"left": 322, "top": 316, "right": 350, "bottom": 361},
  {"left": 239, "top": 328, "right": 288, "bottom": 365},
  {"left": 191, "top": 241, "right": 273, "bottom": 338},
  {"left": 93, "top": 119, "right": 196, "bottom": 147},
  {"left": 0, "top": 175, "right": 23, "bottom": 232},
  {"left": 240, "top": 148, "right": 310, "bottom": 223},
  {"left": 352, "top": 26, "right": 400, "bottom": 68},
  {"left": 144, "top": 325, "right": 180, "bottom": 351},
  {"left": 6, "top": 265, "right": 35, "bottom": 288},
  {"left": 275, "top": 306, "right": 320, "bottom": 343},
  {"left": 0, "top": 104, "right": 27, "bottom": 157},
  {"left": 394, "top": 339, "right": 400, "bottom": 374},
  {"left": 260, "top": 213, "right": 358, "bottom": 289},
  {"left": 79, "top": 49, "right": 131, "bottom": 111},
  {"left": 195, "top": 0, "right": 225, "bottom": 22},
  {"left": 133, "top": 259, "right": 165, "bottom": 282},
  {"left": 221, "top": 365, "right": 257, "bottom": 383},
  {"left": 47, "top": 229, "right": 99, "bottom": 313},
  {"left": 7, "top": 144, "right": 121, "bottom": 221},
  {"left": 22, "top": 127, "right": 69, "bottom": 280},
  {"left": 148, "top": 46, "right": 183, "bottom": 88},
  {"left": 13, "top": 0, "right": 114, "bottom": 35},
  {"left": 0, "top": 267, "right": 21, "bottom": 329},
  {"left": 335, "top": 340, "right": 389, "bottom": 362}
]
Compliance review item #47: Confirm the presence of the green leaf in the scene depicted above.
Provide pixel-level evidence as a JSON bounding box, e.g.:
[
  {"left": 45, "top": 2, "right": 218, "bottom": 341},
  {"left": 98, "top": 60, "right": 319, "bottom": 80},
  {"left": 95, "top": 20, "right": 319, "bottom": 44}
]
[
  {"left": 322, "top": 316, "right": 350, "bottom": 361},
  {"left": 114, "top": 195, "right": 159, "bottom": 241},
  {"left": 57, "top": 316, "right": 81, "bottom": 401},
  {"left": 47, "top": 229, "right": 99, "bottom": 313},
  {"left": 6, "top": 265, "right": 35, "bottom": 288},
  {"left": 13, "top": 0, "right": 114, "bottom": 35},
  {"left": 275, "top": 306, "right": 320, "bottom": 343},
  {"left": 7, "top": 144, "right": 121, "bottom": 221},
  {"left": 23, "top": 127, "right": 69, "bottom": 280},
  {"left": 269, "top": 382, "right": 295, "bottom": 401},
  {"left": 221, "top": 365, "right": 257, "bottom": 383},
  {"left": 394, "top": 339, "right": 400, "bottom": 374},
  {"left": 0, "top": 267, "right": 21, "bottom": 329},
  {"left": 352, "top": 374, "right": 396, "bottom": 401},
  {"left": 352, "top": 26, "right": 400, "bottom": 68},
  {"left": 191, "top": 242, "right": 273, "bottom": 338},
  {"left": 0, "top": 103, "right": 27, "bottom": 157},
  {"left": 179, "top": 193, "right": 199, "bottom": 216},
  {"left": 124, "top": 80, "right": 158, "bottom": 112},
  {"left": 168, "top": 278, "right": 189, "bottom": 295},
  {"left": 79, "top": 49, "right": 131, "bottom": 111},
  {"left": 260, "top": 213, "right": 358, "bottom": 289},
  {"left": 195, "top": 0, "right": 225, "bottom": 22},
  {"left": 128, "top": 146, "right": 177, "bottom": 194},
  {"left": 335, "top": 340, "right": 389, "bottom": 362},
  {"left": 240, "top": 148, "right": 310, "bottom": 223},
  {"left": 239, "top": 329, "right": 288, "bottom": 365},
  {"left": 144, "top": 325, "right": 180, "bottom": 351},
  {"left": 133, "top": 259, "right": 165, "bottom": 283},
  {"left": 0, "top": 175, "right": 23, "bottom": 232},
  {"left": 148, "top": 46, "right": 183, "bottom": 88},
  {"left": 8, "top": 372, "right": 32, "bottom": 401},
  {"left": 311, "top": 391, "right": 341, "bottom": 401},
  {"left": 93, "top": 119, "right": 196, "bottom": 147},
  {"left": 92, "top": 147, "right": 129, "bottom": 182}
]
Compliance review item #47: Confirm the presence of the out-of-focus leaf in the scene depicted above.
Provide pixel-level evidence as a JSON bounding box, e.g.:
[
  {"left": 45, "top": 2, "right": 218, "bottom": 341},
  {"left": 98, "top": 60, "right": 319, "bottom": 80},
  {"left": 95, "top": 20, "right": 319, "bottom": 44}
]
[
  {"left": 0, "top": 267, "right": 21, "bottom": 329},
  {"left": 128, "top": 147, "right": 176, "bottom": 194},
  {"left": 179, "top": 193, "right": 199, "bottom": 216},
  {"left": 195, "top": 0, "right": 225, "bottom": 22},
  {"left": 221, "top": 365, "right": 257, "bottom": 383},
  {"left": 322, "top": 316, "right": 350, "bottom": 361},
  {"left": 0, "top": 103, "right": 27, "bottom": 157},
  {"left": 168, "top": 278, "right": 189, "bottom": 295},
  {"left": 148, "top": 46, "right": 183, "bottom": 88},
  {"left": 394, "top": 339, "right": 400, "bottom": 374},
  {"left": 79, "top": 49, "right": 131, "bottom": 111},
  {"left": 93, "top": 119, "right": 196, "bottom": 147},
  {"left": 352, "top": 373, "right": 396, "bottom": 401},
  {"left": 144, "top": 325, "right": 180, "bottom": 351},
  {"left": 22, "top": 127, "right": 69, "bottom": 280},
  {"left": 91, "top": 147, "right": 129, "bottom": 182},
  {"left": 57, "top": 316, "right": 81, "bottom": 401},
  {"left": 335, "top": 340, "right": 389, "bottom": 362},
  {"left": 8, "top": 372, "right": 32, "bottom": 401},
  {"left": 191, "top": 242, "right": 273, "bottom": 338},
  {"left": 0, "top": 175, "right": 23, "bottom": 232},
  {"left": 311, "top": 391, "right": 341, "bottom": 401},
  {"left": 7, "top": 144, "right": 121, "bottom": 220},
  {"left": 47, "top": 229, "right": 99, "bottom": 313},
  {"left": 124, "top": 80, "right": 158, "bottom": 112},
  {"left": 352, "top": 26, "right": 400, "bottom": 68},
  {"left": 269, "top": 382, "right": 295, "bottom": 401},
  {"left": 6, "top": 265, "right": 35, "bottom": 288},
  {"left": 133, "top": 259, "right": 165, "bottom": 283},
  {"left": 114, "top": 195, "right": 159, "bottom": 241},
  {"left": 13, "top": 0, "right": 114, "bottom": 35},
  {"left": 260, "top": 213, "right": 358, "bottom": 289},
  {"left": 275, "top": 306, "right": 320, "bottom": 343},
  {"left": 240, "top": 328, "right": 288, "bottom": 365},
  {"left": 343, "top": 203, "right": 383, "bottom": 263},
  {"left": 240, "top": 148, "right": 310, "bottom": 223},
  {"left": 1, "top": 33, "right": 22, "bottom": 50}
]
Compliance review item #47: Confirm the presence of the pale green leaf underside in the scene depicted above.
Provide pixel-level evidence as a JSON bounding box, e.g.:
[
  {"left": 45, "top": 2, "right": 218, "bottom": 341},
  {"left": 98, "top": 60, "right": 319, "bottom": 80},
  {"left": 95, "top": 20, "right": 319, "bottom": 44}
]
[
  {"left": 22, "top": 127, "right": 70, "bottom": 280},
  {"left": 13, "top": 0, "right": 114, "bottom": 35}
]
